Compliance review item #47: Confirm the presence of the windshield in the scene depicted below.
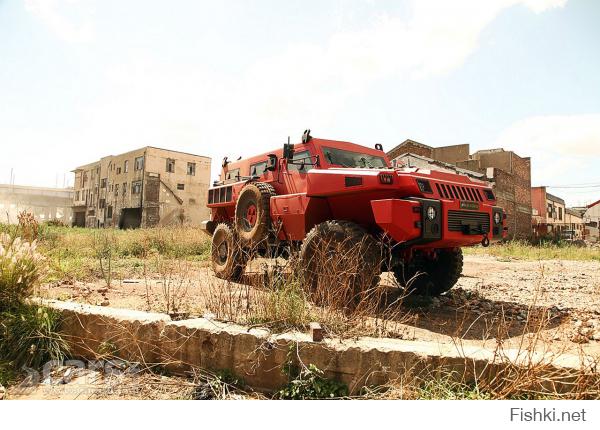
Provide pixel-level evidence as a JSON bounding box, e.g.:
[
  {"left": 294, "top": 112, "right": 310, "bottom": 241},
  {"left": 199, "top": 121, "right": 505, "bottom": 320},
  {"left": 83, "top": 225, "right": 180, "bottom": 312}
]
[{"left": 322, "top": 147, "right": 388, "bottom": 168}]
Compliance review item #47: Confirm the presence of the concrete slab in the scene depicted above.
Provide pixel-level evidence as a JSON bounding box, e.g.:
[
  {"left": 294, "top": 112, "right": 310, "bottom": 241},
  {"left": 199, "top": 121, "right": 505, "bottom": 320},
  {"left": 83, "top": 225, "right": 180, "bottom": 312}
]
[{"left": 37, "top": 299, "right": 598, "bottom": 394}]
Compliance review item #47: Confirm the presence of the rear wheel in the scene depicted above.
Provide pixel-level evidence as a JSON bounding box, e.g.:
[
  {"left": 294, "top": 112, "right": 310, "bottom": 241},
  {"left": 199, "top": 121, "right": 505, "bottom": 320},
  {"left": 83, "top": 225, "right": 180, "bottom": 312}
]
[
  {"left": 393, "top": 248, "right": 463, "bottom": 296},
  {"left": 299, "top": 220, "right": 381, "bottom": 309},
  {"left": 234, "top": 182, "right": 276, "bottom": 247},
  {"left": 211, "top": 224, "right": 247, "bottom": 281}
]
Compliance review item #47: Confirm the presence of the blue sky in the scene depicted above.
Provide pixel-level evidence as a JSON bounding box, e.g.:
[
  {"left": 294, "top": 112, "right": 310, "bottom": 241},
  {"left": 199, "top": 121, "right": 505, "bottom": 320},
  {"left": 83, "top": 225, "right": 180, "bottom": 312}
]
[{"left": 1, "top": 0, "right": 599, "bottom": 206}]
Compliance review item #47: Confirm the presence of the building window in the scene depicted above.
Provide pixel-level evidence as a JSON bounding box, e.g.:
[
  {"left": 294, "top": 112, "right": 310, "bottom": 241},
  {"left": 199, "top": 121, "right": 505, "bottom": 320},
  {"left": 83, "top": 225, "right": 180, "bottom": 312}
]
[
  {"left": 100, "top": 178, "right": 107, "bottom": 188},
  {"left": 187, "top": 162, "right": 196, "bottom": 176},
  {"left": 114, "top": 184, "right": 119, "bottom": 196},
  {"left": 75, "top": 191, "right": 80, "bottom": 201},
  {"left": 177, "top": 183, "right": 185, "bottom": 191},
  {"left": 124, "top": 160, "right": 129, "bottom": 173},
  {"left": 559, "top": 207, "right": 563, "bottom": 221},
  {"left": 547, "top": 204, "right": 552, "bottom": 217},
  {"left": 116, "top": 167, "right": 121, "bottom": 175},
  {"left": 132, "top": 181, "right": 142, "bottom": 194},
  {"left": 107, "top": 206, "right": 113, "bottom": 219},
  {"left": 122, "top": 182, "right": 127, "bottom": 196},
  {"left": 135, "top": 156, "right": 144, "bottom": 171},
  {"left": 99, "top": 199, "right": 106, "bottom": 209},
  {"left": 166, "top": 158, "right": 175, "bottom": 173}
]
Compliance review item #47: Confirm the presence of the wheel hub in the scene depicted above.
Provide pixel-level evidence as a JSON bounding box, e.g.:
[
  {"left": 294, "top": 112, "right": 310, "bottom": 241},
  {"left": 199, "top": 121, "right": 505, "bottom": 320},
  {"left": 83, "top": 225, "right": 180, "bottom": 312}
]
[
  {"left": 244, "top": 204, "right": 257, "bottom": 229},
  {"left": 217, "top": 241, "right": 228, "bottom": 263}
]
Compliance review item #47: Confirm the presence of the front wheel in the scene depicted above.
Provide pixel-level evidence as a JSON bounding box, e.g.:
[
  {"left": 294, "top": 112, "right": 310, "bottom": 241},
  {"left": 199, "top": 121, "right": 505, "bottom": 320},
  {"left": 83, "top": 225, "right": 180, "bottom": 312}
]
[
  {"left": 393, "top": 248, "right": 463, "bottom": 296},
  {"left": 299, "top": 220, "right": 382, "bottom": 310}
]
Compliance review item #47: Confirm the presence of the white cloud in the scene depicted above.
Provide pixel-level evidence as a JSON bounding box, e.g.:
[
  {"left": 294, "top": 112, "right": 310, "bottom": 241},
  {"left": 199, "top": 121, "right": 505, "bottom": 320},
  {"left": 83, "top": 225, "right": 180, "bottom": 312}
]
[
  {"left": 494, "top": 113, "right": 600, "bottom": 206},
  {"left": 495, "top": 114, "right": 600, "bottom": 157},
  {"left": 12, "top": 0, "right": 570, "bottom": 187},
  {"left": 24, "top": 0, "right": 95, "bottom": 43}
]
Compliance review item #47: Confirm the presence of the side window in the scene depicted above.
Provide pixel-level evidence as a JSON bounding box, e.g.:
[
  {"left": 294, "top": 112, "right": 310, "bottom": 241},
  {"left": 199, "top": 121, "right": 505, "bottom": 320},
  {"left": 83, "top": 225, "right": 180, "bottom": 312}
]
[
  {"left": 288, "top": 151, "right": 313, "bottom": 172},
  {"left": 250, "top": 161, "right": 268, "bottom": 177},
  {"left": 225, "top": 168, "right": 240, "bottom": 183}
]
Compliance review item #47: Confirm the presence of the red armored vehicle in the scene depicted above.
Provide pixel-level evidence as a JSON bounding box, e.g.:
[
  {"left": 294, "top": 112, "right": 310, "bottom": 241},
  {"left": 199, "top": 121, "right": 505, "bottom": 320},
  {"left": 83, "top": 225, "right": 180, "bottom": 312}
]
[{"left": 204, "top": 130, "right": 506, "bottom": 297}]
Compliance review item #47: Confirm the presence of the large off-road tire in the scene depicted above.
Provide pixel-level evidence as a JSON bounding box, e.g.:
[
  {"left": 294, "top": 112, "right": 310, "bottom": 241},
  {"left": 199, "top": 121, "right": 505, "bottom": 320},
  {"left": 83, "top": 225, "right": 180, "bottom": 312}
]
[
  {"left": 211, "top": 224, "right": 247, "bottom": 281},
  {"left": 393, "top": 248, "right": 463, "bottom": 296},
  {"left": 299, "top": 220, "right": 382, "bottom": 309},
  {"left": 234, "top": 182, "right": 276, "bottom": 247}
]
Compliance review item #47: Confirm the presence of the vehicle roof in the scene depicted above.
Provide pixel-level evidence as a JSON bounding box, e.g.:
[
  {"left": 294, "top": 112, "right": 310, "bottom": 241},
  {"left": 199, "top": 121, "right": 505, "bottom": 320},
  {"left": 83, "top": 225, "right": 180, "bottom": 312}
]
[{"left": 223, "top": 137, "right": 389, "bottom": 172}]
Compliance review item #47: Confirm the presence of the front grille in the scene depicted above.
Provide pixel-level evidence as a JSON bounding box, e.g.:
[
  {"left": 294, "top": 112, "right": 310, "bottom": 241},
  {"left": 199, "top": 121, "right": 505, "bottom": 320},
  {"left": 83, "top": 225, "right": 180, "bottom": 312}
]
[
  {"left": 447, "top": 210, "right": 490, "bottom": 234},
  {"left": 435, "top": 183, "right": 483, "bottom": 201}
]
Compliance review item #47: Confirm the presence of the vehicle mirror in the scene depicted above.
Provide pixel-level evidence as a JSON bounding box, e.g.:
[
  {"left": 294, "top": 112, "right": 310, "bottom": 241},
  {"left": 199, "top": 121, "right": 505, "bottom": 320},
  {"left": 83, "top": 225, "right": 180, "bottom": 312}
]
[
  {"left": 283, "top": 143, "right": 295, "bottom": 160},
  {"left": 266, "top": 154, "right": 277, "bottom": 171}
]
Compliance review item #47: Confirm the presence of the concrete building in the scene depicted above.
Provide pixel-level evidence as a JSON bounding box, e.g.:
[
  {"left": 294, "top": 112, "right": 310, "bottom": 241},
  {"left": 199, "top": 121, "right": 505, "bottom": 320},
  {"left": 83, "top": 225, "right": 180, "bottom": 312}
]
[
  {"left": 564, "top": 208, "right": 585, "bottom": 240},
  {"left": 531, "top": 186, "right": 572, "bottom": 238},
  {"left": 387, "top": 139, "right": 532, "bottom": 239},
  {"left": 72, "top": 147, "right": 211, "bottom": 228},
  {"left": 0, "top": 184, "right": 73, "bottom": 225},
  {"left": 574, "top": 199, "right": 600, "bottom": 242}
]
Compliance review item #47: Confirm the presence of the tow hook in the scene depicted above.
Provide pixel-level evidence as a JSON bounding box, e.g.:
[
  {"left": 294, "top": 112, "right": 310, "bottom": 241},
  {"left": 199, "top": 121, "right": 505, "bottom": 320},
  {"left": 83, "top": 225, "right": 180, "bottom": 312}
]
[{"left": 481, "top": 234, "right": 490, "bottom": 247}]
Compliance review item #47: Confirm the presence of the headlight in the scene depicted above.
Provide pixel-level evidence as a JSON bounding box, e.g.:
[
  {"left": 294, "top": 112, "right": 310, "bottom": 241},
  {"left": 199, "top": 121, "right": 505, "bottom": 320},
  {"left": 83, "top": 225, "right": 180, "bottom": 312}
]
[
  {"left": 494, "top": 212, "right": 501, "bottom": 224},
  {"left": 426, "top": 206, "right": 437, "bottom": 220}
]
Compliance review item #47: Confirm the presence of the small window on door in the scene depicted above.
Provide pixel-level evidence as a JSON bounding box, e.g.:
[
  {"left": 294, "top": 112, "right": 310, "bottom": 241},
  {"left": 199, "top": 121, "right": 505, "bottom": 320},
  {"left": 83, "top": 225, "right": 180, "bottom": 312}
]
[
  {"left": 177, "top": 183, "right": 185, "bottom": 190},
  {"left": 288, "top": 150, "right": 313, "bottom": 172}
]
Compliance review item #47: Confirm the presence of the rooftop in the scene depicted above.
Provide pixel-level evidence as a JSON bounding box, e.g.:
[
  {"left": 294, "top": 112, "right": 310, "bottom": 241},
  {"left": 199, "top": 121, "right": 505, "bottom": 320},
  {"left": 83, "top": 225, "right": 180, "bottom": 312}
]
[{"left": 73, "top": 146, "right": 211, "bottom": 171}]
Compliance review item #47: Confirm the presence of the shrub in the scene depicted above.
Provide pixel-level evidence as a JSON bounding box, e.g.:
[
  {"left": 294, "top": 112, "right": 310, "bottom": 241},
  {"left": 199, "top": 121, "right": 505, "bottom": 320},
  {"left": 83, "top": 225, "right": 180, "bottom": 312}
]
[
  {"left": 0, "top": 304, "right": 69, "bottom": 369},
  {"left": 17, "top": 211, "right": 39, "bottom": 242},
  {"left": 277, "top": 363, "right": 348, "bottom": 399},
  {"left": 0, "top": 234, "right": 45, "bottom": 311}
]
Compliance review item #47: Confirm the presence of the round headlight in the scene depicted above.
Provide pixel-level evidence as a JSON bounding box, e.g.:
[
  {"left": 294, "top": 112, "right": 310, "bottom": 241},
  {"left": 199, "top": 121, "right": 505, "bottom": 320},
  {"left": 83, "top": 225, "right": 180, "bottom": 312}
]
[
  {"left": 494, "top": 212, "right": 501, "bottom": 224},
  {"left": 426, "top": 206, "right": 437, "bottom": 220}
]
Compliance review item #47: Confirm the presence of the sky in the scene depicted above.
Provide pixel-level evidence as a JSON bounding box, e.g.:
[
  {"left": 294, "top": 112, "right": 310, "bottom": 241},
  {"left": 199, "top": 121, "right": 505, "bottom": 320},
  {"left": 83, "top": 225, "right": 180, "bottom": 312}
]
[{"left": 0, "top": 0, "right": 599, "bottom": 206}]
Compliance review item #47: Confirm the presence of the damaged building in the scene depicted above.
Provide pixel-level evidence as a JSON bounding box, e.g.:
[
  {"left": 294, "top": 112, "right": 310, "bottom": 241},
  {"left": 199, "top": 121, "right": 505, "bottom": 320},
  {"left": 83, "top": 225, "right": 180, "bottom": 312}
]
[
  {"left": 72, "top": 147, "right": 211, "bottom": 228},
  {"left": 387, "top": 139, "right": 532, "bottom": 239},
  {"left": 0, "top": 184, "right": 73, "bottom": 225}
]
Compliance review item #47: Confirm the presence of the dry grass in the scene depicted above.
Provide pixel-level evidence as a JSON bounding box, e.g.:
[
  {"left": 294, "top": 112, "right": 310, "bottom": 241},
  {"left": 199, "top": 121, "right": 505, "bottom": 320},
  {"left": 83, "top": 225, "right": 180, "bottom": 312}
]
[
  {"left": 4, "top": 222, "right": 599, "bottom": 399},
  {"left": 464, "top": 240, "right": 600, "bottom": 261}
]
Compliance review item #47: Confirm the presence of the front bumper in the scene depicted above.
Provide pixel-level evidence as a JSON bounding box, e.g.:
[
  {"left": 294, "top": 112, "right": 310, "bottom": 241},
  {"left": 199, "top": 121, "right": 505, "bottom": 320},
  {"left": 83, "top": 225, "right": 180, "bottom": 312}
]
[{"left": 371, "top": 198, "right": 505, "bottom": 247}]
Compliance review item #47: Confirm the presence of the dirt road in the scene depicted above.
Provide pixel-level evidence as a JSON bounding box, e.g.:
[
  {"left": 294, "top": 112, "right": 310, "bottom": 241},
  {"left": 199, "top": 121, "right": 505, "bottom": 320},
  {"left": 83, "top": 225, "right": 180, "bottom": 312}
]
[{"left": 40, "top": 254, "right": 600, "bottom": 354}]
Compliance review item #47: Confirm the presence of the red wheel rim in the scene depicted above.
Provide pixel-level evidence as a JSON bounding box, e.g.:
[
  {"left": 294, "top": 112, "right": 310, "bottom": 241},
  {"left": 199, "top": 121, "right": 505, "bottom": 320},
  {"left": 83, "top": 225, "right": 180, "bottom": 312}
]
[{"left": 245, "top": 204, "right": 257, "bottom": 226}]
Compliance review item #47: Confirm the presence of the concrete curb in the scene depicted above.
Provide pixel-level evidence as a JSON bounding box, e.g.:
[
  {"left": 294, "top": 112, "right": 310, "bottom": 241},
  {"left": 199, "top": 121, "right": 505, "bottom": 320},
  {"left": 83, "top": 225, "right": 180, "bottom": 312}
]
[{"left": 38, "top": 299, "right": 598, "bottom": 394}]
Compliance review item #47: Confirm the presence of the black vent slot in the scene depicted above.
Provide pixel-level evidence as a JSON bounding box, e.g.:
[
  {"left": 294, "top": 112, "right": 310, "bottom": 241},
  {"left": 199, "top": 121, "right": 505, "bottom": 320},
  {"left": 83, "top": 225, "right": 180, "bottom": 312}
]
[
  {"left": 484, "top": 189, "right": 495, "bottom": 200},
  {"left": 345, "top": 176, "right": 363, "bottom": 187},
  {"left": 448, "top": 210, "right": 490, "bottom": 234}
]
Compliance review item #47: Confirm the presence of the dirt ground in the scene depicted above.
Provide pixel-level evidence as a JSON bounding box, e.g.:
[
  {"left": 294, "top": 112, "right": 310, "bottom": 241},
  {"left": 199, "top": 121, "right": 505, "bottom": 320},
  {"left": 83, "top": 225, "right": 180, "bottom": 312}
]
[
  {"left": 38, "top": 254, "right": 600, "bottom": 357},
  {"left": 5, "top": 365, "right": 257, "bottom": 400}
]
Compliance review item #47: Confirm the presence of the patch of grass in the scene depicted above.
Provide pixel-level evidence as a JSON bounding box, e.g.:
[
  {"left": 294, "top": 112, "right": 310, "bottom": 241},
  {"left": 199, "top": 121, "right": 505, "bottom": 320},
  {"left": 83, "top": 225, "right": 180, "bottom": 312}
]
[
  {"left": 416, "top": 374, "right": 491, "bottom": 400},
  {"left": 278, "top": 363, "right": 348, "bottom": 400},
  {"left": 249, "top": 279, "right": 312, "bottom": 331},
  {"left": 464, "top": 240, "right": 600, "bottom": 261},
  {"left": 0, "top": 360, "right": 17, "bottom": 387},
  {"left": 0, "top": 304, "right": 70, "bottom": 369}
]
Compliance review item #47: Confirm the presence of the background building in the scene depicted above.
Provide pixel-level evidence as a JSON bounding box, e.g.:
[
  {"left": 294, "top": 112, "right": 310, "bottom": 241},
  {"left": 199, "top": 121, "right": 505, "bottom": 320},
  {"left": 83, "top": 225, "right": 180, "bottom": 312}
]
[
  {"left": 0, "top": 184, "right": 73, "bottom": 225},
  {"left": 575, "top": 200, "right": 600, "bottom": 243},
  {"left": 388, "top": 140, "right": 532, "bottom": 239},
  {"left": 531, "top": 187, "right": 583, "bottom": 238},
  {"left": 72, "top": 147, "right": 211, "bottom": 228},
  {"left": 564, "top": 208, "right": 585, "bottom": 239}
]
